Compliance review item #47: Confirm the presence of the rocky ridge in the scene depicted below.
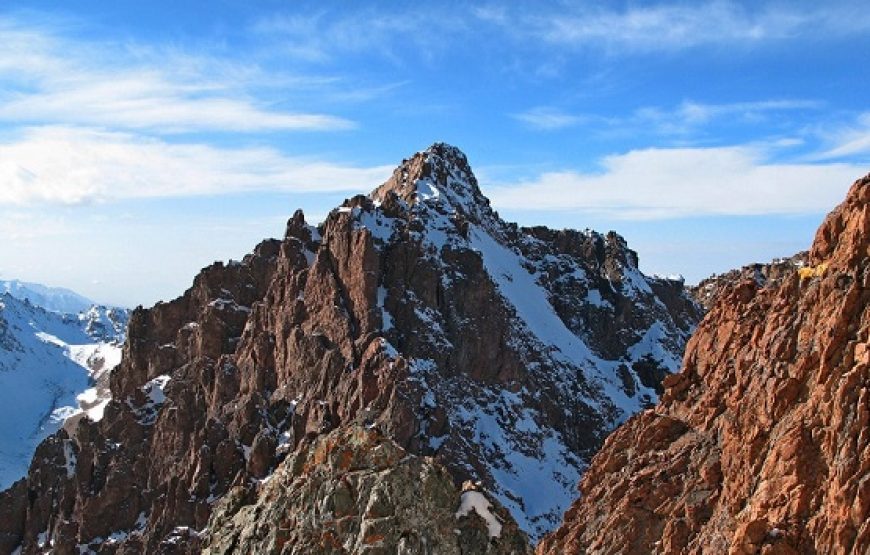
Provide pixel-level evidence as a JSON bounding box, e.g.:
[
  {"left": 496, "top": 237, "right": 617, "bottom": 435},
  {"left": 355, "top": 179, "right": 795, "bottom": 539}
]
[
  {"left": 538, "top": 175, "right": 870, "bottom": 553},
  {"left": 690, "top": 252, "right": 809, "bottom": 311},
  {"left": 0, "top": 280, "right": 97, "bottom": 315},
  {"left": 0, "top": 143, "right": 700, "bottom": 553}
]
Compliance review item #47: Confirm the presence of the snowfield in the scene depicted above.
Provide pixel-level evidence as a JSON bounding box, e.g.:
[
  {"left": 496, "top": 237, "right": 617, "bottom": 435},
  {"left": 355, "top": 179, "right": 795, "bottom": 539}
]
[{"left": 0, "top": 290, "right": 128, "bottom": 489}]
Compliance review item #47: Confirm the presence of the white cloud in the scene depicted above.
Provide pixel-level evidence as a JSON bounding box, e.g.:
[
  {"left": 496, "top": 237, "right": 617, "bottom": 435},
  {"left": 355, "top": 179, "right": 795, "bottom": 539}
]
[
  {"left": 0, "top": 17, "right": 352, "bottom": 133},
  {"left": 488, "top": 146, "right": 864, "bottom": 219},
  {"left": 0, "top": 126, "right": 393, "bottom": 205},
  {"left": 0, "top": 80, "right": 353, "bottom": 133}
]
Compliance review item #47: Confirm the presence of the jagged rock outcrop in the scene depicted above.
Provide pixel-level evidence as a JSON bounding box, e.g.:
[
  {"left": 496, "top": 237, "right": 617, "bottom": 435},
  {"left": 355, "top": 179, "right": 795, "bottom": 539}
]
[
  {"left": 690, "top": 252, "right": 809, "bottom": 310},
  {"left": 0, "top": 143, "right": 700, "bottom": 553},
  {"left": 538, "top": 174, "right": 870, "bottom": 554},
  {"left": 203, "top": 425, "right": 530, "bottom": 554}
]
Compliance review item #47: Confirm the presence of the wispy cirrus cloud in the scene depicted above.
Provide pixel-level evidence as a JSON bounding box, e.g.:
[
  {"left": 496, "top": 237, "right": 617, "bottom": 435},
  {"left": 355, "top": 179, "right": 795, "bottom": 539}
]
[
  {"left": 0, "top": 126, "right": 392, "bottom": 205},
  {"left": 511, "top": 107, "right": 588, "bottom": 130},
  {"left": 513, "top": 98, "right": 822, "bottom": 135},
  {"left": 634, "top": 99, "right": 823, "bottom": 135},
  {"left": 250, "top": 9, "right": 469, "bottom": 65},
  {"left": 815, "top": 112, "right": 870, "bottom": 159},
  {"left": 250, "top": 2, "right": 870, "bottom": 64},
  {"left": 475, "top": 1, "right": 870, "bottom": 54},
  {"left": 0, "top": 16, "right": 352, "bottom": 133},
  {"left": 489, "top": 145, "right": 864, "bottom": 219}
]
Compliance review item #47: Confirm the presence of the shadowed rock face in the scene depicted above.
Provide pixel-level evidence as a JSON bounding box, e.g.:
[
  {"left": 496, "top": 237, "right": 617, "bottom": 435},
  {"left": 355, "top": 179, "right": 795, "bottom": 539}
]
[
  {"left": 538, "top": 174, "right": 870, "bottom": 554},
  {"left": 0, "top": 143, "right": 700, "bottom": 553}
]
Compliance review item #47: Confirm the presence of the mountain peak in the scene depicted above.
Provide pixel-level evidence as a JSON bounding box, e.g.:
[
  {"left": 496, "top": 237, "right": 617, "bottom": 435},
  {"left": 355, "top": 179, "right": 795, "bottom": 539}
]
[
  {"left": 2, "top": 142, "right": 702, "bottom": 551},
  {"left": 370, "top": 142, "right": 492, "bottom": 219}
]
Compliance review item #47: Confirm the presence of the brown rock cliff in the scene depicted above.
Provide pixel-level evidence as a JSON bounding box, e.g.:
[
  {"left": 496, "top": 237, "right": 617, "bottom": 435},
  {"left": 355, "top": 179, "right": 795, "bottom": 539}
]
[{"left": 538, "top": 174, "right": 870, "bottom": 554}]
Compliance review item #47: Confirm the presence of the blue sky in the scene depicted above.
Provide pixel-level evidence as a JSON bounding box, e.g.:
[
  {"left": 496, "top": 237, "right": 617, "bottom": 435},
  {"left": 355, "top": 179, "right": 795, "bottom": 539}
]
[{"left": 0, "top": 1, "right": 868, "bottom": 307}]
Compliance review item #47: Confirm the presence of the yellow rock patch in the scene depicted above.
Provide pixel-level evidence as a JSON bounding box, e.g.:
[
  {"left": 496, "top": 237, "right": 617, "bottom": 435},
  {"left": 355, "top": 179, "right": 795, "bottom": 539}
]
[{"left": 798, "top": 262, "right": 828, "bottom": 280}]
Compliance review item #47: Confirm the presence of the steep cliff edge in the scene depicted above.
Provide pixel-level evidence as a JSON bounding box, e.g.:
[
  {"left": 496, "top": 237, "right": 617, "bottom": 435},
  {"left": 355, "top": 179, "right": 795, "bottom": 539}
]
[
  {"left": 538, "top": 174, "right": 870, "bottom": 554},
  {"left": 0, "top": 143, "right": 700, "bottom": 553}
]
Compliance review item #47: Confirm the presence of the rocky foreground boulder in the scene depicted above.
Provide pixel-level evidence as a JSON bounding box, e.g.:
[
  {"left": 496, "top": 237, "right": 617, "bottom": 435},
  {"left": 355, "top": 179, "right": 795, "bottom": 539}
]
[
  {"left": 203, "top": 425, "right": 530, "bottom": 554},
  {"left": 538, "top": 175, "right": 870, "bottom": 553},
  {"left": 0, "top": 143, "right": 700, "bottom": 553}
]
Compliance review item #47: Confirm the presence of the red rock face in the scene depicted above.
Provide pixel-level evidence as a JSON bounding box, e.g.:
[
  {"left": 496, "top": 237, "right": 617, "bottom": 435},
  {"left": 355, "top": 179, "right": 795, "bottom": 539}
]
[
  {"left": 538, "top": 175, "right": 870, "bottom": 554},
  {"left": 0, "top": 144, "right": 700, "bottom": 552}
]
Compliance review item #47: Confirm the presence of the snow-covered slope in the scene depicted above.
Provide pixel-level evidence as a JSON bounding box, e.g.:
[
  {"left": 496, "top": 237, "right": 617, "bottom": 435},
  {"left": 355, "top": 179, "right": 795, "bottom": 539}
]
[
  {"left": 0, "top": 293, "right": 128, "bottom": 489},
  {"left": 0, "top": 280, "right": 96, "bottom": 315}
]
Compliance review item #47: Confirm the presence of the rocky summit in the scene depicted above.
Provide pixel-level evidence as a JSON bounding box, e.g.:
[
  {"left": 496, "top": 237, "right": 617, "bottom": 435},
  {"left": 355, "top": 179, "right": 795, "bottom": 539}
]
[
  {"left": 538, "top": 175, "right": 870, "bottom": 553},
  {"left": 0, "top": 143, "right": 700, "bottom": 554}
]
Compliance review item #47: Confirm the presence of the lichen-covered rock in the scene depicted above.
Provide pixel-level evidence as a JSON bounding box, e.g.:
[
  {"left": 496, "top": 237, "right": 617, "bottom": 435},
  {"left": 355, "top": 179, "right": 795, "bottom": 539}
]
[
  {"left": 538, "top": 175, "right": 870, "bottom": 554},
  {"left": 203, "top": 426, "right": 530, "bottom": 554}
]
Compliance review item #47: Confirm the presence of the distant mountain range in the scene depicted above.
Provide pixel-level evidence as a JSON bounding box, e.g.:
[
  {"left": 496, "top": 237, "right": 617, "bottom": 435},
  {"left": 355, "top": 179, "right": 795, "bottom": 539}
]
[
  {"left": 0, "top": 279, "right": 99, "bottom": 315},
  {"left": 0, "top": 284, "right": 129, "bottom": 489}
]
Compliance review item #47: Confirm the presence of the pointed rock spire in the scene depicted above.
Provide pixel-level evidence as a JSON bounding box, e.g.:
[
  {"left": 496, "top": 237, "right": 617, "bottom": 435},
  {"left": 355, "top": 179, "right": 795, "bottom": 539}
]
[{"left": 370, "top": 143, "right": 494, "bottom": 223}]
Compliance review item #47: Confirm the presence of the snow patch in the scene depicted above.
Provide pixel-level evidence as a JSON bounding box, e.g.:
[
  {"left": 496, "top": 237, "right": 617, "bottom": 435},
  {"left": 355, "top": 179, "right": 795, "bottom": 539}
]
[
  {"left": 62, "top": 439, "right": 76, "bottom": 478},
  {"left": 128, "top": 374, "right": 171, "bottom": 425},
  {"left": 652, "top": 273, "right": 685, "bottom": 282},
  {"left": 586, "top": 289, "right": 613, "bottom": 310},
  {"left": 35, "top": 331, "right": 66, "bottom": 348},
  {"left": 208, "top": 297, "right": 251, "bottom": 313},
  {"left": 628, "top": 321, "right": 682, "bottom": 374},
  {"left": 377, "top": 287, "right": 393, "bottom": 330},
  {"left": 379, "top": 337, "right": 399, "bottom": 359},
  {"left": 456, "top": 491, "right": 502, "bottom": 537},
  {"left": 144, "top": 375, "right": 171, "bottom": 406},
  {"left": 416, "top": 177, "right": 441, "bottom": 202},
  {"left": 355, "top": 208, "right": 395, "bottom": 243},
  {"left": 621, "top": 265, "right": 654, "bottom": 297}
]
